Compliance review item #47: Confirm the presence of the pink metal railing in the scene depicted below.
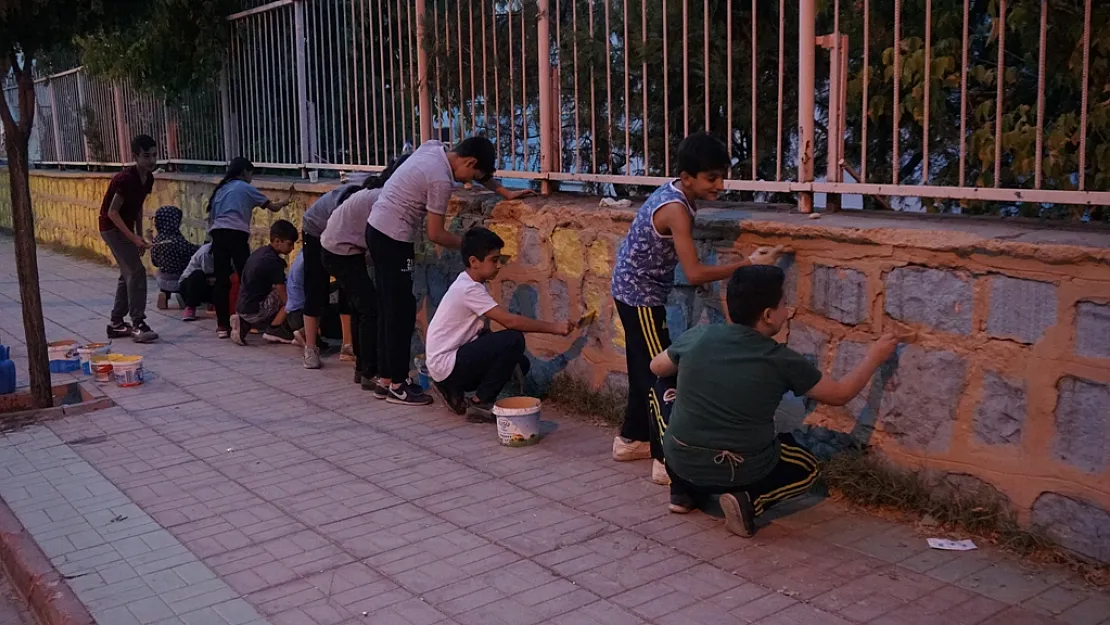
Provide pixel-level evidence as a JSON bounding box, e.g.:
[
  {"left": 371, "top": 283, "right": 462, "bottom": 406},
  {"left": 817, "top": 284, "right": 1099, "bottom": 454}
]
[{"left": 17, "top": 0, "right": 1110, "bottom": 216}]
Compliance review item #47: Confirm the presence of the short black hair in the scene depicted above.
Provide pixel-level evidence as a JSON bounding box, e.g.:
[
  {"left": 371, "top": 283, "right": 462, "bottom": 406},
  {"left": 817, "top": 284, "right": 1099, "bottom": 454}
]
[
  {"left": 131, "top": 134, "right": 157, "bottom": 155},
  {"left": 676, "top": 131, "right": 730, "bottom": 177},
  {"left": 726, "top": 265, "right": 785, "bottom": 326},
  {"left": 453, "top": 136, "right": 497, "bottom": 181},
  {"left": 269, "top": 219, "right": 299, "bottom": 243},
  {"left": 461, "top": 227, "right": 504, "bottom": 266}
]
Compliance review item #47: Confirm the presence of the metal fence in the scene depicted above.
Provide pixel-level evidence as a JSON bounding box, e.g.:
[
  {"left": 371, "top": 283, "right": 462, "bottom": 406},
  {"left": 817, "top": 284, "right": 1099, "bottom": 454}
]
[{"left": 10, "top": 0, "right": 1110, "bottom": 216}]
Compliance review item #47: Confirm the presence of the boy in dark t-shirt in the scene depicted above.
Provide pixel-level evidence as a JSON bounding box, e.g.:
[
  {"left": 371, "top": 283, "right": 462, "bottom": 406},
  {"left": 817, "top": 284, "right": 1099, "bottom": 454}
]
[
  {"left": 231, "top": 220, "right": 299, "bottom": 346},
  {"left": 651, "top": 265, "right": 901, "bottom": 537}
]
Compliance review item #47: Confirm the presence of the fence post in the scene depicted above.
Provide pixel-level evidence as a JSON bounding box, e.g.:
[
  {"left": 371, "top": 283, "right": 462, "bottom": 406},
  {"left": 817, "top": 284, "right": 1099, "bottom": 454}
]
[
  {"left": 537, "top": 0, "right": 553, "bottom": 194},
  {"left": 415, "top": 0, "right": 432, "bottom": 143},
  {"left": 797, "top": 0, "right": 817, "bottom": 213},
  {"left": 47, "top": 80, "right": 63, "bottom": 166},
  {"left": 75, "top": 70, "right": 92, "bottom": 164},
  {"left": 219, "top": 69, "right": 234, "bottom": 163},
  {"left": 293, "top": 0, "right": 311, "bottom": 172},
  {"left": 113, "top": 85, "right": 128, "bottom": 164}
]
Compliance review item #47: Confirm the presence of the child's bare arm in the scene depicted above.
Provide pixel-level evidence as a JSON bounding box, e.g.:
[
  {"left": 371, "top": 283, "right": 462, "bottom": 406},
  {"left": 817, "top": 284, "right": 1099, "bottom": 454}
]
[
  {"left": 484, "top": 305, "right": 573, "bottom": 336},
  {"left": 659, "top": 203, "right": 748, "bottom": 285}
]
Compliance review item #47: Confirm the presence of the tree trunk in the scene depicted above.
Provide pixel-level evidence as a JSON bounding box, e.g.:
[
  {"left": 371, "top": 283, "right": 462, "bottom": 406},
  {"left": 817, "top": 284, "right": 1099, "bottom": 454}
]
[{"left": 1, "top": 72, "right": 52, "bottom": 408}]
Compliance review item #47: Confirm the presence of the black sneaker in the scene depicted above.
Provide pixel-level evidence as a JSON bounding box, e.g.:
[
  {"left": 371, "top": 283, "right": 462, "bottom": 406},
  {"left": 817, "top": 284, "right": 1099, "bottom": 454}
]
[
  {"left": 465, "top": 401, "right": 495, "bottom": 424},
  {"left": 107, "top": 321, "right": 132, "bottom": 339},
  {"left": 386, "top": 381, "right": 432, "bottom": 406},
  {"left": 360, "top": 376, "right": 386, "bottom": 397},
  {"left": 353, "top": 369, "right": 364, "bottom": 385},
  {"left": 131, "top": 321, "right": 159, "bottom": 343},
  {"left": 432, "top": 381, "right": 467, "bottom": 415},
  {"left": 263, "top": 324, "right": 295, "bottom": 344},
  {"left": 719, "top": 492, "right": 756, "bottom": 538}
]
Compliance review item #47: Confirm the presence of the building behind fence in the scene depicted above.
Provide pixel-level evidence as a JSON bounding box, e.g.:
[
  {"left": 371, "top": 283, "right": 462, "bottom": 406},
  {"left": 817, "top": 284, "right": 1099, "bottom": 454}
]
[{"left": 4, "top": 0, "right": 1110, "bottom": 218}]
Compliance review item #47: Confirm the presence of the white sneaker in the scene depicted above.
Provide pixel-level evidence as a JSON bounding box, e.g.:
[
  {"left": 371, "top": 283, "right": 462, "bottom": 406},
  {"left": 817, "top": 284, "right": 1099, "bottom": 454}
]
[
  {"left": 652, "top": 459, "right": 671, "bottom": 485},
  {"left": 612, "top": 436, "right": 651, "bottom": 462},
  {"left": 303, "top": 345, "right": 322, "bottom": 369}
]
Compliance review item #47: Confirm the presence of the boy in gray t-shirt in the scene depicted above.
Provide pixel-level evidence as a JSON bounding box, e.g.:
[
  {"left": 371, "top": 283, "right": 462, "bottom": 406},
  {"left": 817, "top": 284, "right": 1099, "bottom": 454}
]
[{"left": 366, "top": 137, "right": 531, "bottom": 406}]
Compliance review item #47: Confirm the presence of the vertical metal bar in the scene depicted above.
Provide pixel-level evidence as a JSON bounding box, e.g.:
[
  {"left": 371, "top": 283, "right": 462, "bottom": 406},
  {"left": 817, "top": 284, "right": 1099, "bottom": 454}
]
[
  {"left": 751, "top": 0, "right": 757, "bottom": 179},
  {"left": 1033, "top": 0, "right": 1047, "bottom": 189},
  {"left": 381, "top": 0, "right": 393, "bottom": 155},
  {"left": 416, "top": 0, "right": 432, "bottom": 142},
  {"left": 366, "top": 0, "right": 377, "bottom": 161},
  {"left": 727, "top": 0, "right": 732, "bottom": 174},
  {"left": 605, "top": 0, "right": 612, "bottom": 171},
  {"left": 76, "top": 70, "right": 91, "bottom": 163},
  {"left": 468, "top": 0, "right": 476, "bottom": 138},
  {"left": 776, "top": 0, "right": 785, "bottom": 181},
  {"left": 162, "top": 97, "right": 175, "bottom": 162},
  {"left": 538, "top": 0, "right": 553, "bottom": 190},
  {"left": 572, "top": 0, "right": 580, "bottom": 172},
  {"left": 113, "top": 85, "right": 128, "bottom": 162},
  {"left": 588, "top": 0, "right": 596, "bottom": 172},
  {"left": 893, "top": 0, "right": 902, "bottom": 184},
  {"left": 663, "top": 0, "right": 670, "bottom": 171},
  {"left": 343, "top": 0, "right": 355, "bottom": 164},
  {"left": 521, "top": 3, "right": 528, "bottom": 168},
  {"left": 295, "top": 1, "right": 310, "bottom": 167},
  {"left": 494, "top": 0, "right": 502, "bottom": 167},
  {"left": 48, "top": 81, "right": 62, "bottom": 164},
  {"left": 959, "top": 0, "right": 968, "bottom": 186},
  {"left": 624, "top": 0, "right": 630, "bottom": 173},
  {"left": 642, "top": 0, "right": 649, "bottom": 174},
  {"left": 481, "top": 0, "right": 488, "bottom": 135},
  {"left": 389, "top": 1, "right": 400, "bottom": 155},
  {"left": 434, "top": 3, "right": 443, "bottom": 141},
  {"left": 1079, "top": 0, "right": 1091, "bottom": 191},
  {"left": 220, "top": 69, "right": 233, "bottom": 161},
  {"left": 408, "top": 0, "right": 418, "bottom": 143},
  {"left": 508, "top": 2, "right": 517, "bottom": 167},
  {"left": 797, "top": 0, "right": 815, "bottom": 212},
  {"left": 861, "top": 0, "right": 869, "bottom": 182},
  {"left": 350, "top": 0, "right": 361, "bottom": 164},
  {"left": 704, "top": 0, "right": 709, "bottom": 132},
  {"left": 456, "top": 0, "right": 466, "bottom": 138},
  {"left": 922, "top": 0, "right": 931, "bottom": 182},
  {"left": 682, "top": 0, "right": 688, "bottom": 137},
  {"left": 376, "top": 0, "right": 388, "bottom": 159},
  {"left": 993, "top": 0, "right": 1005, "bottom": 188}
]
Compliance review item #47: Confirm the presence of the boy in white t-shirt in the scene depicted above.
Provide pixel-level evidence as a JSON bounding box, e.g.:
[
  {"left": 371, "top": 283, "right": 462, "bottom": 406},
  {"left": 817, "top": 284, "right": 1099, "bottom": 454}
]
[{"left": 426, "top": 227, "right": 575, "bottom": 422}]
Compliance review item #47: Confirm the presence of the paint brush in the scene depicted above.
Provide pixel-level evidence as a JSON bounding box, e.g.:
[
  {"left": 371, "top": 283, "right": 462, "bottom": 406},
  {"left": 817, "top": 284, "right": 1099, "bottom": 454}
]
[{"left": 576, "top": 310, "right": 598, "bottom": 329}]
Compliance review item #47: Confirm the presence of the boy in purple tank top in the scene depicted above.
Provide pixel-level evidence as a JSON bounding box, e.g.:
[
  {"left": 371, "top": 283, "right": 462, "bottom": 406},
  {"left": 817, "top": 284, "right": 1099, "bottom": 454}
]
[{"left": 610, "top": 132, "right": 784, "bottom": 485}]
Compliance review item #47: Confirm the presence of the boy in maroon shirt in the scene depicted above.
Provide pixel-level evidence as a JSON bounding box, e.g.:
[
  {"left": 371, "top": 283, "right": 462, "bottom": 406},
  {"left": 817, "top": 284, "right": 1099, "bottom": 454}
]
[{"left": 99, "top": 135, "right": 159, "bottom": 343}]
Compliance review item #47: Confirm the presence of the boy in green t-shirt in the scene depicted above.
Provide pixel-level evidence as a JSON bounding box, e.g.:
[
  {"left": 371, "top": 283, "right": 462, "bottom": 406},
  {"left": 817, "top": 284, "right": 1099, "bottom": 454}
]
[{"left": 650, "top": 265, "right": 900, "bottom": 537}]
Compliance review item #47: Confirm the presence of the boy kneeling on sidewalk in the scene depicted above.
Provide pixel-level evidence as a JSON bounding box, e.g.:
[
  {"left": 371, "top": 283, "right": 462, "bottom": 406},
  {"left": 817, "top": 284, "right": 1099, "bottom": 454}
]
[
  {"left": 426, "top": 227, "right": 575, "bottom": 423},
  {"left": 231, "top": 220, "right": 299, "bottom": 345}
]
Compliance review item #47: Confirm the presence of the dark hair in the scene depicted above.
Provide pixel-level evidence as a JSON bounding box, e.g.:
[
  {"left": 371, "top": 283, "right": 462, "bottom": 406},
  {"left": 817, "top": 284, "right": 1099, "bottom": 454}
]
[
  {"left": 269, "top": 219, "right": 299, "bottom": 243},
  {"left": 131, "top": 134, "right": 157, "bottom": 155},
  {"left": 452, "top": 137, "right": 497, "bottom": 181},
  {"left": 207, "top": 157, "right": 256, "bottom": 213},
  {"left": 363, "top": 153, "right": 411, "bottom": 190},
  {"left": 726, "top": 265, "right": 785, "bottom": 326},
  {"left": 676, "top": 132, "right": 730, "bottom": 177},
  {"left": 461, "top": 227, "right": 504, "bottom": 266}
]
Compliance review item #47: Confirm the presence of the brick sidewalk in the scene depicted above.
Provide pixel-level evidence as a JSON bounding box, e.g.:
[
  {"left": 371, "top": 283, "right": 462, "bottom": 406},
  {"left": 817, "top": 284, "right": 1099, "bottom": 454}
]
[{"left": 0, "top": 237, "right": 1107, "bottom": 625}]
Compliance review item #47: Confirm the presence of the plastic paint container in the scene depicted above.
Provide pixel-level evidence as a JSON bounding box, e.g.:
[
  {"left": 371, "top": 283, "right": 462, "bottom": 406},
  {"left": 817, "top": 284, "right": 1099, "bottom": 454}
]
[
  {"left": 78, "top": 343, "right": 112, "bottom": 375},
  {"left": 110, "top": 355, "right": 144, "bottom": 387},
  {"left": 493, "top": 397, "right": 542, "bottom": 447}
]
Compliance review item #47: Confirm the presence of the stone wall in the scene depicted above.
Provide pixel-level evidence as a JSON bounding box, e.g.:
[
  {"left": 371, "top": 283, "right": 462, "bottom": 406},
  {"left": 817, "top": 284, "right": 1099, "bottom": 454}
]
[{"left": 2, "top": 169, "right": 1109, "bottom": 564}]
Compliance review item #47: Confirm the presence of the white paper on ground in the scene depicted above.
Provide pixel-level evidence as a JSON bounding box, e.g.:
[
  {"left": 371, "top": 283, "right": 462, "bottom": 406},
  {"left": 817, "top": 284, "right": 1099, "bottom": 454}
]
[{"left": 927, "top": 538, "right": 978, "bottom": 551}]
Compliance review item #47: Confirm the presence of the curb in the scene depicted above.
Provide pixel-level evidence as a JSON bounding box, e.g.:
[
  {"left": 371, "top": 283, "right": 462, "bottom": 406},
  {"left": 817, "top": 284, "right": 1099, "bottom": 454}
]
[{"left": 0, "top": 498, "right": 95, "bottom": 625}]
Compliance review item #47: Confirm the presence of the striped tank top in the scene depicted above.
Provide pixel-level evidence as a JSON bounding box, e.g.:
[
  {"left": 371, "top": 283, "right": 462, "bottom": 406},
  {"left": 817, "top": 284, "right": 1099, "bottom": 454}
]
[{"left": 611, "top": 181, "right": 696, "bottom": 307}]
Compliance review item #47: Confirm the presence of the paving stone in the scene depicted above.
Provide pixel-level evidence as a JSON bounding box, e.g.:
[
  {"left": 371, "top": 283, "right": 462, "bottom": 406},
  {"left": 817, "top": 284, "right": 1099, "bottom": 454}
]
[
  {"left": 884, "top": 266, "right": 973, "bottom": 334},
  {"left": 987, "top": 276, "right": 1058, "bottom": 344}
]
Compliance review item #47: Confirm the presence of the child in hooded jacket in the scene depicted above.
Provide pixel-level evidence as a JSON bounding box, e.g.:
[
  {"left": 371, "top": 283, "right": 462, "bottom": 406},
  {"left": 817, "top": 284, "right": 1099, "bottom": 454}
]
[{"left": 151, "top": 205, "right": 199, "bottom": 310}]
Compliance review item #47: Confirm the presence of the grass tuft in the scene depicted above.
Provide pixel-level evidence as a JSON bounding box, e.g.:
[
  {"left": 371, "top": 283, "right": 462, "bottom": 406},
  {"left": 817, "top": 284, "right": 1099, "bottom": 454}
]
[{"left": 544, "top": 373, "right": 625, "bottom": 427}]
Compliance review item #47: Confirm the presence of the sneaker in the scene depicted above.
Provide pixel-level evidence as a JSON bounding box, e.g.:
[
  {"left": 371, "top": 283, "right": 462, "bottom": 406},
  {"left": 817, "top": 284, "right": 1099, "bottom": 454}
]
[
  {"left": 353, "top": 369, "right": 364, "bottom": 384},
  {"left": 652, "top": 459, "right": 672, "bottom": 486},
  {"left": 360, "top": 376, "right": 385, "bottom": 395},
  {"left": 303, "top": 345, "right": 322, "bottom": 369},
  {"left": 157, "top": 292, "right": 169, "bottom": 310},
  {"left": 386, "top": 381, "right": 433, "bottom": 406},
  {"left": 612, "top": 436, "right": 652, "bottom": 462},
  {"left": 263, "top": 324, "right": 295, "bottom": 344},
  {"left": 719, "top": 492, "right": 756, "bottom": 538},
  {"left": 669, "top": 492, "right": 696, "bottom": 515},
  {"left": 465, "top": 401, "right": 495, "bottom": 424},
  {"left": 216, "top": 328, "right": 230, "bottom": 339},
  {"left": 107, "top": 321, "right": 132, "bottom": 339},
  {"left": 339, "top": 344, "right": 356, "bottom": 362},
  {"left": 230, "top": 315, "right": 247, "bottom": 346},
  {"left": 432, "top": 381, "right": 467, "bottom": 415},
  {"left": 131, "top": 321, "right": 159, "bottom": 343},
  {"left": 293, "top": 329, "right": 306, "bottom": 347},
  {"left": 181, "top": 307, "right": 197, "bottom": 322}
]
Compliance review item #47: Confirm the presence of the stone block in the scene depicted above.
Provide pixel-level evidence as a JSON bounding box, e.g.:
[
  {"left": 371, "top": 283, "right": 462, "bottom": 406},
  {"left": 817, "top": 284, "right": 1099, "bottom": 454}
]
[
  {"left": 972, "top": 371, "right": 1026, "bottom": 447},
  {"left": 506, "top": 283, "right": 539, "bottom": 319},
  {"left": 884, "top": 267, "right": 973, "bottom": 335},
  {"left": 987, "top": 276, "right": 1057, "bottom": 344},
  {"left": 550, "top": 280, "right": 570, "bottom": 322},
  {"left": 1075, "top": 301, "right": 1110, "bottom": 358},
  {"left": 787, "top": 321, "right": 828, "bottom": 368},
  {"left": 832, "top": 340, "right": 889, "bottom": 437},
  {"left": 1032, "top": 493, "right": 1110, "bottom": 565},
  {"left": 879, "top": 346, "right": 968, "bottom": 452},
  {"left": 489, "top": 223, "right": 519, "bottom": 258},
  {"left": 778, "top": 254, "right": 798, "bottom": 307},
  {"left": 520, "top": 227, "right": 549, "bottom": 269},
  {"left": 810, "top": 265, "right": 868, "bottom": 325},
  {"left": 552, "top": 229, "right": 585, "bottom": 278},
  {"left": 1053, "top": 377, "right": 1109, "bottom": 473}
]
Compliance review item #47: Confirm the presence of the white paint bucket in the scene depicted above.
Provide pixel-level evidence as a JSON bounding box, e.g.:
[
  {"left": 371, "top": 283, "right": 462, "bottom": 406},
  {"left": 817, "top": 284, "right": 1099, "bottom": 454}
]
[
  {"left": 90, "top": 355, "right": 114, "bottom": 382},
  {"left": 78, "top": 343, "right": 111, "bottom": 375},
  {"left": 111, "top": 356, "right": 144, "bottom": 387},
  {"left": 493, "top": 397, "right": 542, "bottom": 447}
]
